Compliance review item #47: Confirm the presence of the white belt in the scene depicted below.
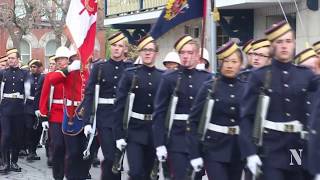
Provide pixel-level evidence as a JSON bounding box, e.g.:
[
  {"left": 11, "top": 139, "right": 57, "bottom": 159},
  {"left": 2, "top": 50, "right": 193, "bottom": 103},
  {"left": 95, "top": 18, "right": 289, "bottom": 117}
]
[
  {"left": 173, "top": 114, "right": 189, "bottom": 121},
  {"left": 98, "top": 98, "right": 115, "bottom": 105},
  {"left": 27, "top": 96, "right": 35, "bottom": 101},
  {"left": 3, "top": 93, "right": 24, "bottom": 99},
  {"left": 131, "top": 112, "right": 152, "bottom": 121},
  {"left": 66, "top": 99, "right": 81, "bottom": 106},
  {"left": 207, "top": 123, "right": 240, "bottom": 135},
  {"left": 52, "top": 99, "right": 63, "bottom": 104},
  {"left": 264, "top": 120, "right": 303, "bottom": 133}
]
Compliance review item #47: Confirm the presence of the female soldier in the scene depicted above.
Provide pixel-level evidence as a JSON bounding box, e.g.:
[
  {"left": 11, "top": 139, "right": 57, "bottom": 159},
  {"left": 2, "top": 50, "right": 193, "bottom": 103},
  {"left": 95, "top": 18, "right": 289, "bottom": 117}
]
[{"left": 187, "top": 40, "right": 245, "bottom": 180}]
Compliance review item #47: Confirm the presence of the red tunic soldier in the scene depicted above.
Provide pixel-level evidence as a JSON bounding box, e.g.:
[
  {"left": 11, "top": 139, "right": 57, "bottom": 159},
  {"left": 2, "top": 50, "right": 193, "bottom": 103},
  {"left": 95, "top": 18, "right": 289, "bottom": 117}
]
[
  {"left": 39, "top": 52, "right": 66, "bottom": 180},
  {"left": 47, "top": 46, "right": 90, "bottom": 180}
]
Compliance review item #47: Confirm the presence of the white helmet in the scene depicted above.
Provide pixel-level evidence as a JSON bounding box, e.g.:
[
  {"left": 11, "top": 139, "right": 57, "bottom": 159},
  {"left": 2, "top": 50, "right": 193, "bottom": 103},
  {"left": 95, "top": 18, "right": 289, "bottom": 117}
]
[
  {"left": 55, "top": 46, "right": 70, "bottom": 59},
  {"left": 163, "top": 51, "right": 180, "bottom": 65},
  {"left": 199, "top": 48, "right": 209, "bottom": 63}
]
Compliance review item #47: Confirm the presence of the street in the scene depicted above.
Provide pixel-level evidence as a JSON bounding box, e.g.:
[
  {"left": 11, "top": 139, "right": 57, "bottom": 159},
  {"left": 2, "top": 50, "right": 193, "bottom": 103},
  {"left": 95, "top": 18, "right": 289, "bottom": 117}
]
[{"left": 0, "top": 147, "right": 101, "bottom": 180}]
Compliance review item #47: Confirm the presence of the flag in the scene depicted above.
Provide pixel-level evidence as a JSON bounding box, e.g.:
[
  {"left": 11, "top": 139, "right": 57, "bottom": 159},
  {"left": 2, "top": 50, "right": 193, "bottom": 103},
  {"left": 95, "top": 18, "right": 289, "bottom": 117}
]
[
  {"left": 65, "top": 0, "right": 97, "bottom": 68},
  {"left": 150, "top": 0, "right": 204, "bottom": 39}
]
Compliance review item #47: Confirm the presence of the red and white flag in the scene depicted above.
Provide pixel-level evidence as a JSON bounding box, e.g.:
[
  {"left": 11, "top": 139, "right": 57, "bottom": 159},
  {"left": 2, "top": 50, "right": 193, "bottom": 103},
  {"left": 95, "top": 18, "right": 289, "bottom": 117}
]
[{"left": 65, "top": 0, "right": 97, "bottom": 68}]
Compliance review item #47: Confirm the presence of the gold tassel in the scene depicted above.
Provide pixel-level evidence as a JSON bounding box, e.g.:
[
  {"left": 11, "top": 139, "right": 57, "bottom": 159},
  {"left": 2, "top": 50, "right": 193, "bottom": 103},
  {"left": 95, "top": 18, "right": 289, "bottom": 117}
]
[{"left": 213, "top": 7, "right": 220, "bottom": 22}]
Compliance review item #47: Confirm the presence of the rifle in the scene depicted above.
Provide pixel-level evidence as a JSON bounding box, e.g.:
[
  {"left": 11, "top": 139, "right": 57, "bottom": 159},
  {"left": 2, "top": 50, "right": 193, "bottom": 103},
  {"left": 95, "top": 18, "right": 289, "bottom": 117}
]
[
  {"left": 40, "top": 85, "right": 54, "bottom": 147},
  {"left": 251, "top": 70, "right": 272, "bottom": 179},
  {"left": 186, "top": 78, "right": 219, "bottom": 180},
  {"left": 0, "top": 81, "right": 4, "bottom": 103},
  {"left": 150, "top": 72, "right": 182, "bottom": 180},
  {"left": 40, "top": 128, "right": 48, "bottom": 146},
  {"left": 83, "top": 66, "right": 102, "bottom": 160},
  {"left": 112, "top": 73, "right": 138, "bottom": 174}
]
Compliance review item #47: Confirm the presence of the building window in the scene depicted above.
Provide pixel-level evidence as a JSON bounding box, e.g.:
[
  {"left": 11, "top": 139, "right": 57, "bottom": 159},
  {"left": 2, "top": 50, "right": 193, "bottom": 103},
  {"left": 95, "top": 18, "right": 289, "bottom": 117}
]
[
  {"left": 266, "top": 14, "right": 296, "bottom": 31},
  {"left": 15, "top": 0, "right": 26, "bottom": 18},
  {"left": 193, "top": 27, "right": 200, "bottom": 38},
  {"left": 217, "top": 25, "right": 229, "bottom": 47},
  {"left": 41, "top": 0, "right": 64, "bottom": 21},
  {"left": 45, "top": 40, "right": 57, "bottom": 67},
  {"left": 20, "top": 39, "right": 31, "bottom": 64},
  {"left": 184, "top": 25, "right": 191, "bottom": 35}
]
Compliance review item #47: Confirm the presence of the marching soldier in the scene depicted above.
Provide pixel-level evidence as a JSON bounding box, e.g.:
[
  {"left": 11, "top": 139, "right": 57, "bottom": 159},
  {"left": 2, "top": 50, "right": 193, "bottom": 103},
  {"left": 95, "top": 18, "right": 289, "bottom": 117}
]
[
  {"left": 242, "top": 39, "right": 254, "bottom": 68},
  {"left": 187, "top": 41, "right": 245, "bottom": 179},
  {"left": 295, "top": 47, "right": 320, "bottom": 75},
  {"left": 240, "top": 20, "right": 319, "bottom": 180},
  {"left": 196, "top": 48, "right": 210, "bottom": 71},
  {"left": 83, "top": 32, "right": 132, "bottom": 180},
  {"left": 309, "top": 41, "right": 320, "bottom": 180},
  {"left": 113, "top": 35, "right": 163, "bottom": 180},
  {"left": 162, "top": 51, "right": 180, "bottom": 70},
  {"left": 25, "top": 59, "right": 44, "bottom": 162},
  {"left": 38, "top": 52, "right": 66, "bottom": 180},
  {"left": 48, "top": 55, "right": 57, "bottom": 73},
  {"left": 153, "top": 35, "right": 212, "bottom": 179},
  {"left": 47, "top": 46, "right": 90, "bottom": 180},
  {"left": 0, "top": 55, "right": 7, "bottom": 164},
  {"left": 0, "top": 48, "right": 31, "bottom": 173},
  {"left": 41, "top": 55, "right": 56, "bottom": 167},
  {"left": 294, "top": 48, "right": 320, "bottom": 180},
  {"left": 239, "top": 39, "right": 271, "bottom": 81}
]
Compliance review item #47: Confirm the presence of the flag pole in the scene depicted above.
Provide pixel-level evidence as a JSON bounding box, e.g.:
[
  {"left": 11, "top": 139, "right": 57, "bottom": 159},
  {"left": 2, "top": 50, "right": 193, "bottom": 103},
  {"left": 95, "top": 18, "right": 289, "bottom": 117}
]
[
  {"left": 200, "top": 0, "right": 208, "bottom": 60},
  {"left": 206, "top": 0, "right": 217, "bottom": 73}
]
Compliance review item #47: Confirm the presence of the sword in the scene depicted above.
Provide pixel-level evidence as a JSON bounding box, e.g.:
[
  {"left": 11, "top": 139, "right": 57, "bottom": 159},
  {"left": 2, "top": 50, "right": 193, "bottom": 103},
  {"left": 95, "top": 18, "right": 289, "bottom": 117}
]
[{"left": 83, "top": 84, "right": 100, "bottom": 160}]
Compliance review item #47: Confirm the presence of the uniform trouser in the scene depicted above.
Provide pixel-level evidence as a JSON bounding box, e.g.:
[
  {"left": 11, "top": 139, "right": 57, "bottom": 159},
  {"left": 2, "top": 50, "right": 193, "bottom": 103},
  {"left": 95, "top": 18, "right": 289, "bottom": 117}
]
[
  {"left": 49, "top": 122, "right": 65, "bottom": 179},
  {"left": 168, "top": 151, "right": 203, "bottom": 180},
  {"left": 98, "top": 127, "right": 120, "bottom": 180},
  {"left": 126, "top": 141, "right": 155, "bottom": 180},
  {"left": 25, "top": 114, "right": 42, "bottom": 153},
  {"left": 1, "top": 115, "right": 24, "bottom": 163},
  {"left": 64, "top": 132, "right": 91, "bottom": 180},
  {"left": 205, "top": 160, "right": 244, "bottom": 180},
  {"left": 262, "top": 165, "right": 304, "bottom": 180}
]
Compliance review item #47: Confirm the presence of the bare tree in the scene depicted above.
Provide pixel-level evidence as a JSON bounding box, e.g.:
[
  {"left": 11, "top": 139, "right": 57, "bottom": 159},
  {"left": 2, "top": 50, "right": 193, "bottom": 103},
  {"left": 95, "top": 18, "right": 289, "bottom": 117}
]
[
  {"left": 0, "top": 0, "right": 105, "bottom": 51},
  {"left": 0, "top": 0, "right": 44, "bottom": 51},
  {"left": 42, "top": 0, "right": 70, "bottom": 46},
  {"left": 43, "top": 0, "right": 105, "bottom": 46}
]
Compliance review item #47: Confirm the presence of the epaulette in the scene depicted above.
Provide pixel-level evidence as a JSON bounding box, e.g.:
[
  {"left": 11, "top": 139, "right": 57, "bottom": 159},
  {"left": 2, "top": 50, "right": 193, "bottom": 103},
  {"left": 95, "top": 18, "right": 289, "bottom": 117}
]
[
  {"left": 125, "top": 66, "right": 141, "bottom": 72},
  {"left": 163, "top": 68, "right": 179, "bottom": 76},
  {"left": 156, "top": 68, "right": 165, "bottom": 73},
  {"left": 195, "top": 69, "right": 211, "bottom": 75},
  {"left": 254, "top": 64, "right": 271, "bottom": 72}
]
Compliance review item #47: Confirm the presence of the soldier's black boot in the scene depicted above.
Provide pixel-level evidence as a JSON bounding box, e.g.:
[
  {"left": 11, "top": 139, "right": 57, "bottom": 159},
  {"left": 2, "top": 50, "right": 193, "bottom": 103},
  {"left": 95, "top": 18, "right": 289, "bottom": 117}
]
[
  {"left": 0, "top": 151, "right": 10, "bottom": 174},
  {"left": 27, "top": 151, "right": 41, "bottom": 161},
  {"left": 91, "top": 152, "right": 100, "bottom": 167},
  {"left": 10, "top": 162, "right": 21, "bottom": 172}
]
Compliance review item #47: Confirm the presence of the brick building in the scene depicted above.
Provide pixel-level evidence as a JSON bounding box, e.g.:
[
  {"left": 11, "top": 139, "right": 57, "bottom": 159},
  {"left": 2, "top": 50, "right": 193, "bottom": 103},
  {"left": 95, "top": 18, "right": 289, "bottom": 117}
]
[{"left": 0, "top": 0, "right": 106, "bottom": 69}]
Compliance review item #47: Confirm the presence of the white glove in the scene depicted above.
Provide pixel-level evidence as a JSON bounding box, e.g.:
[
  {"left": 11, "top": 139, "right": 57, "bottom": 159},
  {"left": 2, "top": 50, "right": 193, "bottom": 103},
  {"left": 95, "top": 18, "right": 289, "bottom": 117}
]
[
  {"left": 42, "top": 121, "right": 49, "bottom": 130},
  {"left": 67, "top": 60, "right": 81, "bottom": 72},
  {"left": 116, "top": 139, "right": 127, "bottom": 151},
  {"left": 190, "top": 157, "right": 204, "bottom": 172},
  {"left": 83, "top": 125, "right": 93, "bottom": 137},
  {"left": 315, "top": 174, "right": 320, "bottom": 180},
  {"left": 156, "top": 145, "right": 167, "bottom": 162},
  {"left": 35, "top": 110, "right": 41, "bottom": 117},
  {"left": 246, "top": 154, "right": 262, "bottom": 175}
]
